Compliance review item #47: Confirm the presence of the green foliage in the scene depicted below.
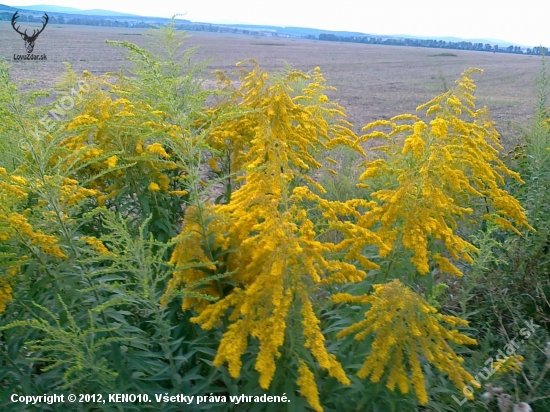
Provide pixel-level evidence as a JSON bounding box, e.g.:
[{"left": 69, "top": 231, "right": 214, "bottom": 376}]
[
  {"left": 427, "top": 58, "right": 550, "bottom": 412},
  {"left": 0, "top": 21, "right": 548, "bottom": 412}
]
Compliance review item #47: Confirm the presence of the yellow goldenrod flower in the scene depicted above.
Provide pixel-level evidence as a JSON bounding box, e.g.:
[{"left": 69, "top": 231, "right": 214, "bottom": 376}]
[
  {"left": 66, "top": 187, "right": 99, "bottom": 205},
  {"left": 301, "top": 296, "right": 350, "bottom": 385},
  {"left": 7, "top": 213, "right": 67, "bottom": 258},
  {"left": 162, "top": 64, "right": 374, "bottom": 407},
  {"left": 66, "top": 114, "right": 98, "bottom": 131},
  {"left": 156, "top": 174, "right": 170, "bottom": 191},
  {"left": 104, "top": 156, "right": 118, "bottom": 168},
  {"left": 426, "top": 104, "right": 442, "bottom": 116},
  {"left": 97, "top": 189, "right": 120, "bottom": 207},
  {"left": 146, "top": 143, "right": 170, "bottom": 158},
  {"left": 0, "top": 181, "right": 28, "bottom": 200},
  {"left": 112, "top": 98, "right": 131, "bottom": 106},
  {"left": 430, "top": 118, "right": 448, "bottom": 138},
  {"left": 42, "top": 245, "right": 68, "bottom": 259},
  {"left": 84, "top": 148, "right": 102, "bottom": 159},
  {"left": 115, "top": 111, "right": 135, "bottom": 117},
  {"left": 433, "top": 253, "right": 463, "bottom": 277},
  {"left": 493, "top": 355, "right": 524, "bottom": 375},
  {"left": 357, "top": 68, "right": 533, "bottom": 275},
  {"left": 297, "top": 360, "right": 323, "bottom": 412},
  {"left": 83, "top": 236, "right": 117, "bottom": 257},
  {"left": 0, "top": 281, "right": 13, "bottom": 314},
  {"left": 168, "top": 190, "right": 188, "bottom": 196},
  {"left": 9, "top": 175, "right": 28, "bottom": 185},
  {"left": 208, "top": 157, "right": 220, "bottom": 172},
  {"left": 148, "top": 182, "right": 160, "bottom": 191},
  {"left": 334, "top": 279, "right": 478, "bottom": 405}
]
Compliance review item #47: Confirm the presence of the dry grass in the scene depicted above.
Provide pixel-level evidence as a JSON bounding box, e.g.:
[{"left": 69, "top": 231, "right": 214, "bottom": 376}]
[{"left": 0, "top": 22, "right": 544, "bottom": 147}]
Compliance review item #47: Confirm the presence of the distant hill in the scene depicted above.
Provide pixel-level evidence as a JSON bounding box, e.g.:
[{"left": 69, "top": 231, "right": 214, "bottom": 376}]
[
  {"left": 15, "top": 4, "right": 141, "bottom": 17},
  {"left": 0, "top": 3, "right": 190, "bottom": 23},
  {"left": 0, "top": 3, "right": 16, "bottom": 12},
  {"left": 0, "top": 4, "right": 368, "bottom": 38},
  {"left": 211, "top": 23, "right": 370, "bottom": 38}
]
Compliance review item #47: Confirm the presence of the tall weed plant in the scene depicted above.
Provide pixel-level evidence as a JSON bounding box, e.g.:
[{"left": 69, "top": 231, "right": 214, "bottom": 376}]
[{"left": 0, "top": 22, "right": 548, "bottom": 412}]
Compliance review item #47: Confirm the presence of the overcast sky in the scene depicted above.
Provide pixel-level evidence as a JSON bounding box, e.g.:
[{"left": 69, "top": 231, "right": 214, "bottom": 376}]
[{"left": 6, "top": 0, "right": 550, "bottom": 47}]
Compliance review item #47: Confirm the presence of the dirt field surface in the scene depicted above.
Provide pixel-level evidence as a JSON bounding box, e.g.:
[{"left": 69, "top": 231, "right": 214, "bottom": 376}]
[{"left": 1, "top": 22, "right": 545, "bottom": 147}]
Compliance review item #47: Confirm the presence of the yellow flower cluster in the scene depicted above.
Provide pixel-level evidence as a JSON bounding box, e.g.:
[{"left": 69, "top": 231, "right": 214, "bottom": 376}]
[
  {"left": 65, "top": 114, "right": 98, "bottom": 131},
  {"left": 0, "top": 281, "right": 13, "bottom": 314},
  {"left": 163, "top": 63, "right": 388, "bottom": 411},
  {"left": 148, "top": 182, "right": 160, "bottom": 192},
  {"left": 358, "top": 68, "right": 534, "bottom": 275},
  {"left": 162, "top": 65, "right": 532, "bottom": 411},
  {"left": 334, "top": 279, "right": 479, "bottom": 405},
  {"left": 0, "top": 171, "right": 32, "bottom": 314},
  {"left": 146, "top": 142, "right": 170, "bottom": 158},
  {"left": 297, "top": 360, "right": 323, "bottom": 412},
  {"left": 58, "top": 178, "right": 99, "bottom": 206},
  {"left": 0, "top": 169, "right": 29, "bottom": 204},
  {"left": 83, "top": 236, "right": 117, "bottom": 257},
  {"left": 0, "top": 264, "right": 22, "bottom": 314},
  {"left": 493, "top": 355, "right": 524, "bottom": 375},
  {"left": 166, "top": 190, "right": 360, "bottom": 398},
  {"left": 7, "top": 213, "right": 67, "bottom": 259},
  {"left": 52, "top": 72, "right": 186, "bottom": 205},
  {"left": 161, "top": 204, "right": 231, "bottom": 312},
  {"left": 0, "top": 170, "right": 30, "bottom": 242},
  {"left": 104, "top": 155, "right": 118, "bottom": 168},
  {"left": 206, "top": 60, "right": 358, "bottom": 178}
]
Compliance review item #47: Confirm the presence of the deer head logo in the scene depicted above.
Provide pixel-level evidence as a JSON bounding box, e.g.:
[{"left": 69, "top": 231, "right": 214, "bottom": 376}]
[{"left": 11, "top": 11, "right": 49, "bottom": 54}]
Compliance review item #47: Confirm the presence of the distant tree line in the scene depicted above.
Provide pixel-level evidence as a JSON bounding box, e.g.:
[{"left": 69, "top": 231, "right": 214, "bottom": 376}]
[
  {"left": 316, "top": 33, "right": 548, "bottom": 55},
  {"left": 0, "top": 12, "right": 160, "bottom": 28},
  {"left": 0, "top": 12, "right": 268, "bottom": 34},
  {"left": 0, "top": 11, "right": 546, "bottom": 54}
]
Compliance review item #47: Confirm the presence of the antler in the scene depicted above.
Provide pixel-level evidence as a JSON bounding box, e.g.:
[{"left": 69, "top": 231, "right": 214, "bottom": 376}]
[
  {"left": 11, "top": 11, "right": 26, "bottom": 36},
  {"left": 11, "top": 12, "right": 49, "bottom": 39},
  {"left": 34, "top": 13, "right": 49, "bottom": 37}
]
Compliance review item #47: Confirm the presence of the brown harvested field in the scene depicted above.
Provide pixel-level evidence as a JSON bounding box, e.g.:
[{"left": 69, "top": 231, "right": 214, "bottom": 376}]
[{"left": 0, "top": 22, "right": 545, "bottom": 147}]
